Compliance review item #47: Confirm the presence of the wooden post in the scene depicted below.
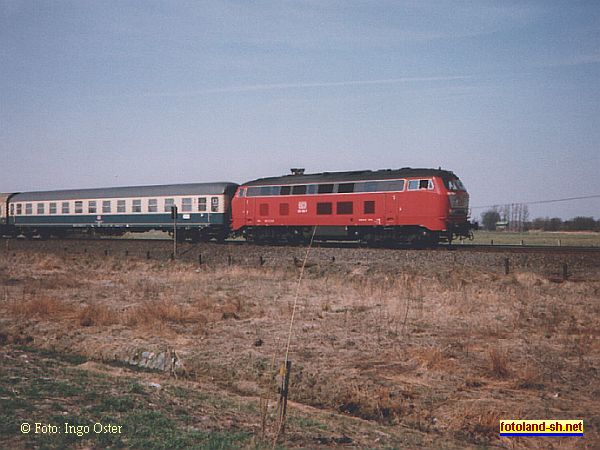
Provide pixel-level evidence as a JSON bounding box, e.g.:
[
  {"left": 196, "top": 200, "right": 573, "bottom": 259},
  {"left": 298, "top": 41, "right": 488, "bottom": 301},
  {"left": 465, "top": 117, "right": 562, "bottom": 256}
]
[
  {"left": 198, "top": 253, "right": 202, "bottom": 265},
  {"left": 520, "top": 239, "right": 524, "bottom": 246},
  {"left": 228, "top": 255, "right": 232, "bottom": 266},
  {"left": 125, "top": 250, "right": 129, "bottom": 257},
  {"left": 491, "top": 239, "right": 494, "bottom": 245},
  {"left": 259, "top": 255, "right": 264, "bottom": 266},
  {"left": 104, "top": 249, "right": 109, "bottom": 256},
  {"left": 277, "top": 360, "right": 292, "bottom": 435},
  {"left": 563, "top": 264, "right": 568, "bottom": 281},
  {"left": 504, "top": 257, "right": 510, "bottom": 275},
  {"left": 147, "top": 251, "right": 151, "bottom": 259}
]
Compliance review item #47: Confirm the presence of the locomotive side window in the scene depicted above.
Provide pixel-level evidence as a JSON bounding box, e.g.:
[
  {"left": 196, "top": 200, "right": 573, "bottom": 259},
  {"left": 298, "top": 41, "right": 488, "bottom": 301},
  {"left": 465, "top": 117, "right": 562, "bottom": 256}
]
[
  {"left": 336, "top": 201, "right": 353, "bottom": 214},
  {"left": 338, "top": 183, "right": 355, "bottom": 193},
  {"left": 260, "top": 186, "right": 278, "bottom": 196},
  {"left": 307, "top": 184, "right": 317, "bottom": 194},
  {"left": 408, "top": 180, "right": 419, "bottom": 190},
  {"left": 318, "top": 184, "right": 334, "bottom": 194},
  {"left": 211, "top": 197, "right": 219, "bottom": 212},
  {"left": 364, "top": 201, "right": 375, "bottom": 214},
  {"left": 132, "top": 199, "right": 142, "bottom": 213},
  {"left": 292, "top": 185, "right": 307, "bottom": 195},
  {"left": 49, "top": 203, "right": 57, "bottom": 214},
  {"left": 420, "top": 179, "right": 433, "bottom": 189},
  {"left": 259, "top": 203, "right": 269, "bottom": 216},
  {"left": 37, "top": 203, "right": 45, "bottom": 214},
  {"left": 75, "top": 201, "right": 83, "bottom": 213},
  {"left": 102, "top": 200, "right": 111, "bottom": 213},
  {"left": 363, "top": 181, "right": 379, "bottom": 192},
  {"left": 181, "top": 198, "right": 192, "bottom": 212},
  {"left": 237, "top": 188, "right": 246, "bottom": 197},
  {"left": 164, "top": 198, "right": 175, "bottom": 212},
  {"left": 25, "top": 203, "right": 32, "bottom": 215},
  {"left": 316, "top": 202, "right": 332, "bottom": 215},
  {"left": 88, "top": 201, "right": 97, "bottom": 214},
  {"left": 62, "top": 202, "right": 69, "bottom": 214},
  {"left": 117, "top": 200, "right": 126, "bottom": 213},
  {"left": 279, "top": 203, "right": 289, "bottom": 215},
  {"left": 381, "top": 180, "right": 405, "bottom": 191},
  {"left": 148, "top": 198, "right": 158, "bottom": 212},
  {"left": 280, "top": 186, "right": 291, "bottom": 195},
  {"left": 16, "top": 204, "right": 22, "bottom": 215},
  {"left": 198, "top": 198, "right": 207, "bottom": 212},
  {"left": 247, "top": 187, "right": 260, "bottom": 197}
]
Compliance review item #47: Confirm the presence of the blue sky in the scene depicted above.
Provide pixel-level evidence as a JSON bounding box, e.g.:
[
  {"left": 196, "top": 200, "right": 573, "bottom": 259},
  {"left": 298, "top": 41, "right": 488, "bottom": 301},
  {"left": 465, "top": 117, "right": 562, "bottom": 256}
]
[{"left": 1, "top": 0, "right": 599, "bottom": 219}]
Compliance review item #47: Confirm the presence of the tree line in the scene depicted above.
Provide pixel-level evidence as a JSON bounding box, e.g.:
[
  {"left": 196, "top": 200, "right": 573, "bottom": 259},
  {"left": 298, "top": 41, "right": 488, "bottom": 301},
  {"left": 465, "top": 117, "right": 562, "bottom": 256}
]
[{"left": 481, "top": 205, "right": 599, "bottom": 231}]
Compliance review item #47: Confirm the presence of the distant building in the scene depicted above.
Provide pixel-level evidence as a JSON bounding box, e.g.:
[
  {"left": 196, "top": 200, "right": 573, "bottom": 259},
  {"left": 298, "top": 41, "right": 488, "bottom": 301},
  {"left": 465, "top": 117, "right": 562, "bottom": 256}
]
[{"left": 495, "top": 221, "right": 509, "bottom": 231}]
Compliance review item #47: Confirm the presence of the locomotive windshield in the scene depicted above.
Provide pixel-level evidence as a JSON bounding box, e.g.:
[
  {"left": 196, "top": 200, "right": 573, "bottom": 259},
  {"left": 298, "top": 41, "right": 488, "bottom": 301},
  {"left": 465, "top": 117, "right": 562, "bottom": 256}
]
[{"left": 447, "top": 179, "right": 466, "bottom": 191}]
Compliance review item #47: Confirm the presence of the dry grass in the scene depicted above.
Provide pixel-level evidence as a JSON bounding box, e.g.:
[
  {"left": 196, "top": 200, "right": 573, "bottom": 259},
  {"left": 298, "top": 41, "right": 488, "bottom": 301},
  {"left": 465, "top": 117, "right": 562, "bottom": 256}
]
[{"left": 1, "top": 249, "right": 599, "bottom": 448}]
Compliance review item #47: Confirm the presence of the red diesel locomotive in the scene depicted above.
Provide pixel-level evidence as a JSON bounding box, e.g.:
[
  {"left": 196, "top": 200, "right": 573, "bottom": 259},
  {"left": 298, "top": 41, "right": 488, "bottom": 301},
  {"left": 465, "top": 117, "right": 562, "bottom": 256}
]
[{"left": 231, "top": 168, "right": 473, "bottom": 245}]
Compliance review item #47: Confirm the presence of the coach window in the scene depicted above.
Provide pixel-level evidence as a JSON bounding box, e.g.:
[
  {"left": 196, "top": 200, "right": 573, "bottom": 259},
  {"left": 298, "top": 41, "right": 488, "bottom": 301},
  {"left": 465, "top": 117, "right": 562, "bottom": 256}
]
[
  {"left": 337, "top": 201, "right": 353, "bottom": 215},
  {"left": 338, "top": 183, "right": 355, "bottom": 194},
  {"left": 49, "top": 203, "right": 57, "bottom": 214},
  {"left": 102, "top": 200, "right": 111, "bottom": 214},
  {"left": 10, "top": 204, "right": 14, "bottom": 216},
  {"left": 164, "top": 198, "right": 174, "bottom": 212},
  {"left": 117, "top": 200, "right": 126, "bottom": 213},
  {"left": 132, "top": 199, "right": 142, "bottom": 213},
  {"left": 62, "top": 202, "right": 69, "bottom": 214},
  {"left": 211, "top": 197, "right": 219, "bottom": 212},
  {"left": 148, "top": 199, "right": 158, "bottom": 213},
  {"left": 25, "top": 203, "right": 32, "bottom": 215},
  {"left": 307, "top": 184, "right": 317, "bottom": 194},
  {"left": 16, "top": 204, "right": 22, "bottom": 215},
  {"left": 280, "top": 186, "right": 291, "bottom": 195},
  {"left": 364, "top": 201, "right": 375, "bottom": 214},
  {"left": 198, "top": 197, "right": 207, "bottom": 212},
  {"left": 37, "top": 203, "right": 45, "bottom": 214},
  {"left": 316, "top": 202, "right": 332, "bottom": 215},
  {"left": 279, "top": 203, "right": 289, "bottom": 216},
  {"left": 181, "top": 198, "right": 192, "bottom": 212},
  {"left": 292, "top": 185, "right": 307, "bottom": 195},
  {"left": 75, "top": 201, "right": 83, "bottom": 213},
  {"left": 88, "top": 201, "right": 97, "bottom": 214},
  {"left": 317, "top": 184, "right": 334, "bottom": 194}
]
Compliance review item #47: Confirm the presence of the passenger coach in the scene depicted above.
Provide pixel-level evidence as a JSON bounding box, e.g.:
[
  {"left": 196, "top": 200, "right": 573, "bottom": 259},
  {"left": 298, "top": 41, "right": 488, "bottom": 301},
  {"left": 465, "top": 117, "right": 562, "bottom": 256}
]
[
  {"left": 231, "top": 168, "right": 472, "bottom": 245},
  {"left": 6, "top": 183, "right": 238, "bottom": 241}
]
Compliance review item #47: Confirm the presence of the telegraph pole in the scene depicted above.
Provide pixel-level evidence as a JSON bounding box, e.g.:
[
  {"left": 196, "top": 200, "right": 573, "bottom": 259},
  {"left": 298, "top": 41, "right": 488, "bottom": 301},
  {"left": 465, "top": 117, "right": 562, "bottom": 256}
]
[{"left": 171, "top": 205, "right": 178, "bottom": 258}]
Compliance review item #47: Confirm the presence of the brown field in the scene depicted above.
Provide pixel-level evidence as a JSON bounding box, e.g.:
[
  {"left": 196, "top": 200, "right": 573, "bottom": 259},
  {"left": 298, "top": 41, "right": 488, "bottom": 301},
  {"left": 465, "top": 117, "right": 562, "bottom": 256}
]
[{"left": 1, "top": 245, "right": 599, "bottom": 449}]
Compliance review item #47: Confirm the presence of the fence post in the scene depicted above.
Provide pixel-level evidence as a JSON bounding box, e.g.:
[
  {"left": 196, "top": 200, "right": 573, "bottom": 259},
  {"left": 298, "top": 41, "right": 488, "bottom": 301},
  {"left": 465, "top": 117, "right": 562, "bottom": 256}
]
[
  {"left": 147, "top": 251, "right": 151, "bottom": 260},
  {"left": 198, "top": 253, "right": 202, "bottom": 265},
  {"left": 562, "top": 264, "right": 568, "bottom": 281},
  {"left": 259, "top": 255, "right": 264, "bottom": 266},
  {"left": 504, "top": 257, "right": 510, "bottom": 275}
]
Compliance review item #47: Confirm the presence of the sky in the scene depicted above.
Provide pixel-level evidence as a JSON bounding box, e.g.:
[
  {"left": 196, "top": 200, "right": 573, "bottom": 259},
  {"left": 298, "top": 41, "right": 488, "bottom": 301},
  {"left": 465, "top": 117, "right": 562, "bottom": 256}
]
[{"left": 1, "top": 0, "right": 599, "bottom": 220}]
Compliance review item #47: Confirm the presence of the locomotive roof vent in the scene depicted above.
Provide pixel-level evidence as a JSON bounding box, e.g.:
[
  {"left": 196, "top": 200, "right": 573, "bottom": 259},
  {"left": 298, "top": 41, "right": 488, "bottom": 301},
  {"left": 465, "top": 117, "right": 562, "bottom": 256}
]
[{"left": 290, "top": 168, "right": 305, "bottom": 175}]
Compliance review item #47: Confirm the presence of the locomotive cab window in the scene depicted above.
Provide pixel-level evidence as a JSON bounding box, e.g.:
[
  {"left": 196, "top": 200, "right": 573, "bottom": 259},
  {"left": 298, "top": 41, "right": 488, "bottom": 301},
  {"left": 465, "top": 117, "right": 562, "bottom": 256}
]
[
  {"left": 49, "top": 203, "right": 57, "bottom": 214},
  {"left": 237, "top": 188, "right": 246, "bottom": 197}
]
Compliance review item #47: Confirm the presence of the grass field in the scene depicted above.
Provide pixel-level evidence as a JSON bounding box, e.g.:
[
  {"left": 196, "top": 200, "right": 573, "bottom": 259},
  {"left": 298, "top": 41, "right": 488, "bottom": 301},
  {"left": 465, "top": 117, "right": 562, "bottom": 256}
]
[
  {"left": 463, "top": 230, "right": 600, "bottom": 247},
  {"left": 1, "top": 248, "right": 598, "bottom": 448}
]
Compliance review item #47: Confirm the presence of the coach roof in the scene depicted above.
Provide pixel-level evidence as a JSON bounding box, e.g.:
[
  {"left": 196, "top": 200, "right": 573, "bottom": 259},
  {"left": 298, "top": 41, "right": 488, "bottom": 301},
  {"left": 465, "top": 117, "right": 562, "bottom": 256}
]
[
  {"left": 242, "top": 168, "right": 459, "bottom": 187},
  {"left": 11, "top": 182, "right": 238, "bottom": 202}
]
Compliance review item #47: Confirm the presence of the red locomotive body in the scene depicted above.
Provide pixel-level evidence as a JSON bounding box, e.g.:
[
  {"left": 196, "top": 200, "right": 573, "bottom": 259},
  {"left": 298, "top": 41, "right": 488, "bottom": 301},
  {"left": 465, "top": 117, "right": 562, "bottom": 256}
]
[{"left": 231, "top": 168, "right": 472, "bottom": 245}]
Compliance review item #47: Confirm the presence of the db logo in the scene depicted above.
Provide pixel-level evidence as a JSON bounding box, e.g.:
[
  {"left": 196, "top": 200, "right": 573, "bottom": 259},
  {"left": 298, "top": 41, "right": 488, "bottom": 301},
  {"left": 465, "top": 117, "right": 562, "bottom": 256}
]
[{"left": 297, "top": 201, "right": 307, "bottom": 213}]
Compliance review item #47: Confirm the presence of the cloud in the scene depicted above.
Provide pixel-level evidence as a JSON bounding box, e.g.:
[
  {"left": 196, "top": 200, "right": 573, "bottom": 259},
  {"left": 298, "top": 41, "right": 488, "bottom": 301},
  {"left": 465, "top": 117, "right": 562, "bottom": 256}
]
[{"left": 115, "top": 75, "right": 473, "bottom": 99}]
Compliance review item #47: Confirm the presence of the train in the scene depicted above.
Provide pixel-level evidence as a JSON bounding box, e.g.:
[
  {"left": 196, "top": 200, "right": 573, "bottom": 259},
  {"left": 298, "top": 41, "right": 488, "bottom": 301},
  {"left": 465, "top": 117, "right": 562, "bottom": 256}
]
[{"left": 0, "top": 167, "right": 475, "bottom": 245}]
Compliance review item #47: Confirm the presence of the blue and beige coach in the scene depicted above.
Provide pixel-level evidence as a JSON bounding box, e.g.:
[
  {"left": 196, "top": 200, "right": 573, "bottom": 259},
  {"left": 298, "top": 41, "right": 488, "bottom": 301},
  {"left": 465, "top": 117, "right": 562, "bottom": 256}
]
[{"left": 5, "top": 182, "right": 239, "bottom": 241}]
